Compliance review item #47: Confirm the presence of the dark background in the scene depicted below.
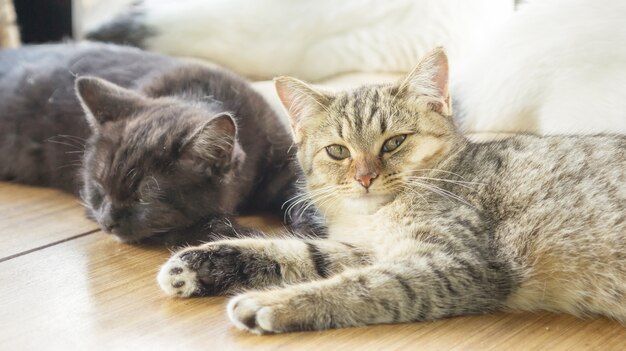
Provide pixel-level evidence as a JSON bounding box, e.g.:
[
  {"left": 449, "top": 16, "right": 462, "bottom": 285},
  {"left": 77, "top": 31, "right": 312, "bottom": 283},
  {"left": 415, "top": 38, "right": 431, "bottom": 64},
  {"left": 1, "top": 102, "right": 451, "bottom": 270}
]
[{"left": 14, "top": 0, "right": 72, "bottom": 43}]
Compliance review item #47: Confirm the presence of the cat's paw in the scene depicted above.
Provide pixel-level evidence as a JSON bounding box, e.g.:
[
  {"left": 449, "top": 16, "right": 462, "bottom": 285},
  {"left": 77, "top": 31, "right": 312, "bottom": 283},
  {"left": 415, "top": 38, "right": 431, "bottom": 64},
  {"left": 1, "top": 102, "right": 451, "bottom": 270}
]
[
  {"left": 157, "top": 253, "right": 201, "bottom": 297},
  {"left": 227, "top": 293, "right": 283, "bottom": 334},
  {"left": 157, "top": 243, "right": 282, "bottom": 297}
]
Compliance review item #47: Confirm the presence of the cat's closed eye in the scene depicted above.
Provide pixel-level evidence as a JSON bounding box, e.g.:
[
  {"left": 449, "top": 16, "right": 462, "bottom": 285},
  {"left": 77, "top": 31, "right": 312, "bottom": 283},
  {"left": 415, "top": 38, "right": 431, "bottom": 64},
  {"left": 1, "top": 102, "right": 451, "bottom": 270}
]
[
  {"left": 326, "top": 145, "right": 351, "bottom": 160},
  {"left": 381, "top": 135, "right": 407, "bottom": 153}
]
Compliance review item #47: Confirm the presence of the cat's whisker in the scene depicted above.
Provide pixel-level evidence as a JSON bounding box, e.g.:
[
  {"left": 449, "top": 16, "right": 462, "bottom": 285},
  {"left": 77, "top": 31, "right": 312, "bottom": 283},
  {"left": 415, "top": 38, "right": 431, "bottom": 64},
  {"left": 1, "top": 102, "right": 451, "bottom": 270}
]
[
  {"left": 150, "top": 175, "right": 161, "bottom": 191},
  {"left": 290, "top": 187, "right": 333, "bottom": 210},
  {"left": 295, "top": 188, "right": 335, "bottom": 218},
  {"left": 284, "top": 193, "right": 313, "bottom": 214},
  {"left": 400, "top": 168, "right": 468, "bottom": 180},
  {"left": 45, "top": 138, "right": 84, "bottom": 150},
  {"left": 406, "top": 180, "right": 474, "bottom": 207},
  {"left": 284, "top": 200, "right": 310, "bottom": 223},
  {"left": 283, "top": 186, "right": 334, "bottom": 210},
  {"left": 46, "top": 135, "right": 87, "bottom": 153},
  {"left": 56, "top": 163, "right": 82, "bottom": 170},
  {"left": 281, "top": 192, "right": 313, "bottom": 210},
  {"left": 303, "top": 190, "right": 336, "bottom": 215},
  {"left": 398, "top": 184, "right": 429, "bottom": 205},
  {"left": 406, "top": 174, "right": 485, "bottom": 185},
  {"left": 57, "top": 134, "right": 87, "bottom": 144},
  {"left": 152, "top": 227, "right": 174, "bottom": 234},
  {"left": 408, "top": 176, "right": 484, "bottom": 191},
  {"left": 284, "top": 190, "right": 326, "bottom": 222},
  {"left": 416, "top": 184, "right": 473, "bottom": 207}
]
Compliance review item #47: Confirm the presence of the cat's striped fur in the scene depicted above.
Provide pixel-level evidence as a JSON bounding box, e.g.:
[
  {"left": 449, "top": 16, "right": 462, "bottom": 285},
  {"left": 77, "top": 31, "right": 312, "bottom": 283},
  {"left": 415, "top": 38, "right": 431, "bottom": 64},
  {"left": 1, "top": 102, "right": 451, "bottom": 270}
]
[{"left": 158, "top": 48, "right": 625, "bottom": 334}]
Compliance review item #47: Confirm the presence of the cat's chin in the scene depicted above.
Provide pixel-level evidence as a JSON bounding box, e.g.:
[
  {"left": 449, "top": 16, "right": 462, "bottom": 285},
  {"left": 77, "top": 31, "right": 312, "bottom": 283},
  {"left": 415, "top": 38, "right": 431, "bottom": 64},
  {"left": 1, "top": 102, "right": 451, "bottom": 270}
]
[
  {"left": 342, "top": 193, "right": 395, "bottom": 215},
  {"left": 105, "top": 226, "right": 154, "bottom": 244},
  {"left": 108, "top": 231, "right": 141, "bottom": 244}
]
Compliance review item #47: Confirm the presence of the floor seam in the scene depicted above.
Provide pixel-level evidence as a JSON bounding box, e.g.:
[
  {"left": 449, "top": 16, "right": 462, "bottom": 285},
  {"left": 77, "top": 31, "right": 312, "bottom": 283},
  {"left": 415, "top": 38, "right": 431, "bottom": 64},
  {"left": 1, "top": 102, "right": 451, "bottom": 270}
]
[{"left": 0, "top": 229, "right": 100, "bottom": 262}]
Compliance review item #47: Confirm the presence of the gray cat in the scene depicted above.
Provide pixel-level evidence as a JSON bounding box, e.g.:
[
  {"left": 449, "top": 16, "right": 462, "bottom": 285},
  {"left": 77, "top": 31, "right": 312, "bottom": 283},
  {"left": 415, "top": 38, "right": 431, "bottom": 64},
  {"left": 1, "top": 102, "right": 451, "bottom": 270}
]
[
  {"left": 158, "top": 48, "right": 625, "bottom": 333},
  {"left": 0, "top": 42, "right": 316, "bottom": 244}
]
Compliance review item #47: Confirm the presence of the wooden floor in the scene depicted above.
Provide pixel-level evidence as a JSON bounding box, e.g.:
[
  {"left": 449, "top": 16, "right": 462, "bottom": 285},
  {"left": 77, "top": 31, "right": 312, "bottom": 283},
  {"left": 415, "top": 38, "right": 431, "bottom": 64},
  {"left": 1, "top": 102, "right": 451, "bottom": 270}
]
[{"left": 1, "top": 182, "right": 624, "bottom": 350}]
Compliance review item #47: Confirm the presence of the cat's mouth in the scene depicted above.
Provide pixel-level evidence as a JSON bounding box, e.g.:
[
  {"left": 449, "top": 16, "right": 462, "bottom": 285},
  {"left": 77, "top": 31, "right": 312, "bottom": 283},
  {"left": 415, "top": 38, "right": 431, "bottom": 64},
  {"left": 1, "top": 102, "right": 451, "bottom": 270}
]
[{"left": 98, "top": 222, "right": 154, "bottom": 243}]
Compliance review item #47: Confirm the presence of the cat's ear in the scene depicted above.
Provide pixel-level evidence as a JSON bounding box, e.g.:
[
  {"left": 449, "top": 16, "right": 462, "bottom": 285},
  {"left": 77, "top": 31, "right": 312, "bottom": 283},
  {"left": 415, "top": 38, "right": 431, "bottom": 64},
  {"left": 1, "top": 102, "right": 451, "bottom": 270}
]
[
  {"left": 398, "top": 47, "right": 451, "bottom": 115},
  {"left": 274, "top": 76, "right": 331, "bottom": 141},
  {"left": 75, "top": 76, "right": 146, "bottom": 129},
  {"left": 181, "top": 112, "right": 244, "bottom": 172}
]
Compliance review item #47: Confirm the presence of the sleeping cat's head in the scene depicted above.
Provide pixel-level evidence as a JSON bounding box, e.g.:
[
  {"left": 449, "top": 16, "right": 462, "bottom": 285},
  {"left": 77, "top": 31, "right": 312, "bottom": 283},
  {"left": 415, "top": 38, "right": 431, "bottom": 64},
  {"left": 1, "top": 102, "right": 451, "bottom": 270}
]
[
  {"left": 75, "top": 77, "right": 245, "bottom": 242},
  {"left": 275, "top": 48, "right": 460, "bottom": 216}
]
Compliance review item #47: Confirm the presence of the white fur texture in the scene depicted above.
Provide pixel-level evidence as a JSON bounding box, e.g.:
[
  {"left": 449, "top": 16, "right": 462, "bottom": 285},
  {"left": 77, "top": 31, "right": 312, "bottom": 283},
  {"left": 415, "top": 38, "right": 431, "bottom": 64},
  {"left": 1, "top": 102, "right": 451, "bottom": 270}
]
[
  {"left": 104, "top": 0, "right": 513, "bottom": 81},
  {"left": 452, "top": 0, "right": 626, "bottom": 135},
  {"left": 157, "top": 257, "right": 199, "bottom": 297}
]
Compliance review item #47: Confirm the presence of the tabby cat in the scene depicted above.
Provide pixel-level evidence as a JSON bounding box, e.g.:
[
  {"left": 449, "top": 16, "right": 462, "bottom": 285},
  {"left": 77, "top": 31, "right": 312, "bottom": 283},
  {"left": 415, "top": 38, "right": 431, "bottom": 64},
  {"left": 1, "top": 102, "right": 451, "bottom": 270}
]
[
  {"left": 0, "top": 42, "right": 308, "bottom": 244},
  {"left": 159, "top": 48, "right": 625, "bottom": 333}
]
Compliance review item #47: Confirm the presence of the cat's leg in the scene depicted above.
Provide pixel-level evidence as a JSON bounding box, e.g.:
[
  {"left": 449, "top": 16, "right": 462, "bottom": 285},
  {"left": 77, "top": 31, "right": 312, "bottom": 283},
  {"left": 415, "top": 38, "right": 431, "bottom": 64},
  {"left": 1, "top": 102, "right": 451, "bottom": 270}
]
[
  {"left": 227, "top": 259, "right": 512, "bottom": 334},
  {"left": 157, "top": 238, "right": 372, "bottom": 297}
]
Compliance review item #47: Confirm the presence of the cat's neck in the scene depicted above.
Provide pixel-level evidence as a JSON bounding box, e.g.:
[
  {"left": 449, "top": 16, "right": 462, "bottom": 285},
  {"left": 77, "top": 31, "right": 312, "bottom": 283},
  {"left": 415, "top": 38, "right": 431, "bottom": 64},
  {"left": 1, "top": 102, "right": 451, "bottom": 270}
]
[{"left": 323, "top": 194, "right": 393, "bottom": 219}]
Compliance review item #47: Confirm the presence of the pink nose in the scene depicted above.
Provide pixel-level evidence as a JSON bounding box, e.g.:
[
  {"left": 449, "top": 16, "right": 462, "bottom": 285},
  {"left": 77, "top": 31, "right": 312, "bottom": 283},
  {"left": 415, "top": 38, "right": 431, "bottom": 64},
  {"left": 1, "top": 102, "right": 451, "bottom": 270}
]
[{"left": 355, "top": 173, "right": 377, "bottom": 189}]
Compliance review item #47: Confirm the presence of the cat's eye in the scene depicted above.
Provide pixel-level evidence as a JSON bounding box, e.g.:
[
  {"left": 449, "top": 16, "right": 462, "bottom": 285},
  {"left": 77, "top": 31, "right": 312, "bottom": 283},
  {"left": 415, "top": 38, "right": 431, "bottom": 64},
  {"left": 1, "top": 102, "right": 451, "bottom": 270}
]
[
  {"left": 382, "top": 135, "right": 407, "bottom": 153},
  {"left": 326, "top": 144, "right": 351, "bottom": 160}
]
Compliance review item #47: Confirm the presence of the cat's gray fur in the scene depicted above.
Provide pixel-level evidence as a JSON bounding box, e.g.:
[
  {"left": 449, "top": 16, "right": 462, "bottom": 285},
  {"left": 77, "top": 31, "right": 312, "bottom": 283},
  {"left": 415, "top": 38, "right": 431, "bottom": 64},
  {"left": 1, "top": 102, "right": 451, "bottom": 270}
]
[
  {"left": 85, "top": 1, "right": 154, "bottom": 48},
  {"left": 158, "top": 48, "right": 625, "bottom": 333},
  {"left": 0, "top": 42, "right": 313, "bottom": 244}
]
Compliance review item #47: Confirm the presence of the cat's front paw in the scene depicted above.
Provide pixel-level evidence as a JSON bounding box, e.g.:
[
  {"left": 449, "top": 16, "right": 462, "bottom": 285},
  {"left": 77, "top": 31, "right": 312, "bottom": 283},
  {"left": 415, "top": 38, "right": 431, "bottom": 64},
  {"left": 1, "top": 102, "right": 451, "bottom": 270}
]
[
  {"left": 227, "top": 293, "right": 283, "bottom": 334},
  {"left": 157, "top": 242, "right": 283, "bottom": 297},
  {"left": 227, "top": 289, "right": 323, "bottom": 334},
  {"left": 157, "top": 252, "right": 202, "bottom": 297},
  {"left": 158, "top": 246, "right": 238, "bottom": 297}
]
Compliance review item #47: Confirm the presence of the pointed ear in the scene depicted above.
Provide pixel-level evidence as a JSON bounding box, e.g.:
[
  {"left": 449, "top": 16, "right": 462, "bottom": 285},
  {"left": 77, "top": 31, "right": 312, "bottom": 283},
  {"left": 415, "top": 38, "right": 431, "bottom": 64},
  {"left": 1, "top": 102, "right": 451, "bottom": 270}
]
[
  {"left": 398, "top": 47, "right": 451, "bottom": 115},
  {"left": 181, "top": 112, "right": 244, "bottom": 172},
  {"left": 274, "top": 76, "right": 331, "bottom": 140},
  {"left": 75, "top": 76, "right": 146, "bottom": 128}
]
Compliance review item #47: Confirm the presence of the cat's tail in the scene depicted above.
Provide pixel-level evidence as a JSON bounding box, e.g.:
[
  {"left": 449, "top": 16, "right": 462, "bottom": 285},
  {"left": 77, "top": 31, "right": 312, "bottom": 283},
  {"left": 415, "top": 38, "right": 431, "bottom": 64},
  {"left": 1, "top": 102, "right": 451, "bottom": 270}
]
[{"left": 83, "top": 1, "right": 154, "bottom": 48}]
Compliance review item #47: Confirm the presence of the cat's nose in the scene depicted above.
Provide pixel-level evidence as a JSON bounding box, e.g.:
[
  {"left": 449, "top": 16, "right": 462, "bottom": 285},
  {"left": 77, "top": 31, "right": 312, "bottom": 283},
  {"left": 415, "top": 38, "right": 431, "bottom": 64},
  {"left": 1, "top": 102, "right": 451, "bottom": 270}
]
[
  {"left": 355, "top": 172, "right": 378, "bottom": 189},
  {"left": 101, "top": 207, "right": 129, "bottom": 232},
  {"left": 101, "top": 216, "right": 119, "bottom": 232}
]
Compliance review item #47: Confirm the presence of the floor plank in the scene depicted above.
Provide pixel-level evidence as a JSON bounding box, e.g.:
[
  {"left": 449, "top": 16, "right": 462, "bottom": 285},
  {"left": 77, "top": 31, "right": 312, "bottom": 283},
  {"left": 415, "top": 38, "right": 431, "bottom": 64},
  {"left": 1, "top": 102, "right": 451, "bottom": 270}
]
[
  {"left": 0, "top": 182, "right": 98, "bottom": 260},
  {"left": 1, "top": 231, "right": 623, "bottom": 351}
]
